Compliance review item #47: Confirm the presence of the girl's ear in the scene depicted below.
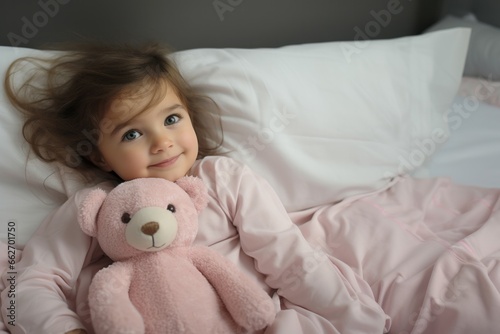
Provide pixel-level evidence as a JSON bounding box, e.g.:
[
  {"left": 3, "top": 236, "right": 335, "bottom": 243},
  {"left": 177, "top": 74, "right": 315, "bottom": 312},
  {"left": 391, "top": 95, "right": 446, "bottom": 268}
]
[{"left": 90, "top": 152, "right": 112, "bottom": 172}]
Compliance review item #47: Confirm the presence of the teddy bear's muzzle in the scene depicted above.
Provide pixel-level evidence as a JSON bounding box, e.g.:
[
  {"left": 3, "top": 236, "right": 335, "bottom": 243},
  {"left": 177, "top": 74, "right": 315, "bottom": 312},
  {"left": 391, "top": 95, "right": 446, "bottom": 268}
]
[{"left": 124, "top": 207, "right": 179, "bottom": 252}]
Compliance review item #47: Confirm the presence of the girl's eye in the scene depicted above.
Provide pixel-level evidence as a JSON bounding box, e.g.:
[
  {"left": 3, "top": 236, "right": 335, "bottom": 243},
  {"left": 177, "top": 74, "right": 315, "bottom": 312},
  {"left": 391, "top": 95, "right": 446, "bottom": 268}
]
[
  {"left": 122, "top": 130, "right": 141, "bottom": 141},
  {"left": 165, "top": 114, "right": 180, "bottom": 126}
]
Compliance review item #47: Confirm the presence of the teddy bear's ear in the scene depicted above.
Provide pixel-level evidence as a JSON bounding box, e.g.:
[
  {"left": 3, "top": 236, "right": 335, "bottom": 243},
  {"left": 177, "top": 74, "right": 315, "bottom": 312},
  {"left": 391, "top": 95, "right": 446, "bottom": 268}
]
[
  {"left": 78, "top": 188, "right": 108, "bottom": 237},
  {"left": 175, "top": 176, "right": 208, "bottom": 214}
]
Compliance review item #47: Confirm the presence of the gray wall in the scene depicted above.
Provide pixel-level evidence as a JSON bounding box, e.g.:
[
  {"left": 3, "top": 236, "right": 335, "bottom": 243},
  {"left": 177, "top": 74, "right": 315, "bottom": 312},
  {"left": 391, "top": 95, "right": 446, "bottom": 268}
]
[
  {"left": 0, "top": 0, "right": 444, "bottom": 50},
  {"left": 441, "top": 0, "right": 500, "bottom": 27}
]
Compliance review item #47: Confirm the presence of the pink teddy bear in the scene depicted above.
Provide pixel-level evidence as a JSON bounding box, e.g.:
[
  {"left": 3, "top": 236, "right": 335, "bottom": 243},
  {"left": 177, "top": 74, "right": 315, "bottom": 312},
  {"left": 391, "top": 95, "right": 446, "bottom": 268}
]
[{"left": 78, "top": 176, "right": 276, "bottom": 334}]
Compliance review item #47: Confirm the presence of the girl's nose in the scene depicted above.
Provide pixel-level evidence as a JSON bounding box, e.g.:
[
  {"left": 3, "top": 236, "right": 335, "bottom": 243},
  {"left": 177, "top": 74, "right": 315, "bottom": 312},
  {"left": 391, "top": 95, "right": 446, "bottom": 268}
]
[{"left": 151, "top": 131, "right": 173, "bottom": 153}]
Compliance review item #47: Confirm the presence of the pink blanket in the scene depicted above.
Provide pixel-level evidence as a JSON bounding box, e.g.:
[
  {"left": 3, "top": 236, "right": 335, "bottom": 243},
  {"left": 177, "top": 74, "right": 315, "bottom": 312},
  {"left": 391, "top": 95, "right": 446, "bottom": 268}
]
[
  {"left": 295, "top": 176, "right": 500, "bottom": 333},
  {"left": 1, "top": 176, "right": 500, "bottom": 333}
]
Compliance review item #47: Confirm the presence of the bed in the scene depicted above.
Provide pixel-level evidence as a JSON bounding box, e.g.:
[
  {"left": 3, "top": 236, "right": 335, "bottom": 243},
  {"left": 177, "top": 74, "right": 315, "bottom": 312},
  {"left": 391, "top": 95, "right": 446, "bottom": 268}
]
[{"left": 1, "top": 1, "right": 500, "bottom": 333}]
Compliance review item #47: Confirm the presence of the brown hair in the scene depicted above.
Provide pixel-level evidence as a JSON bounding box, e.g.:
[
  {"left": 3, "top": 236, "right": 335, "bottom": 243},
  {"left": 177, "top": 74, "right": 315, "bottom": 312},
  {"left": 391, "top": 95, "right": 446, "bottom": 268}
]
[{"left": 4, "top": 42, "right": 223, "bottom": 182}]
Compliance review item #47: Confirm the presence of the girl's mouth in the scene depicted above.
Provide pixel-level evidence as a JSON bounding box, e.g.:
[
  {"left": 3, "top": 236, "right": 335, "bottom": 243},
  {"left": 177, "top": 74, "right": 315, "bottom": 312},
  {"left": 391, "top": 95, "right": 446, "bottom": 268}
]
[{"left": 150, "top": 155, "right": 179, "bottom": 168}]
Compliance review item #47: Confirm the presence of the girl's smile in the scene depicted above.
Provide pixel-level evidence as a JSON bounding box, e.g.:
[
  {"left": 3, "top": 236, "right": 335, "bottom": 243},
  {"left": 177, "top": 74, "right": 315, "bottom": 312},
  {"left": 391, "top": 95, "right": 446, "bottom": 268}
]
[{"left": 149, "top": 155, "right": 180, "bottom": 168}]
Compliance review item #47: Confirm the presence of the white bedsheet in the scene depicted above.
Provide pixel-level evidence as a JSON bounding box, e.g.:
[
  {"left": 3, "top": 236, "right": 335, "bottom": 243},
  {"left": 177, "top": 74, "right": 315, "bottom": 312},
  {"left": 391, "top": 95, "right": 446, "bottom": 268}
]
[{"left": 414, "top": 95, "right": 500, "bottom": 188}]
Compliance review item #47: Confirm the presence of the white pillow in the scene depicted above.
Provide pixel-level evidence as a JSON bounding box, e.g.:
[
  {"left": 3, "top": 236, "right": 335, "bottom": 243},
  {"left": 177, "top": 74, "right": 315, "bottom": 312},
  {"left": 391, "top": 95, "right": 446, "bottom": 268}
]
[
  {"left": 173, "top": 28, "right": 470, "bottom": 211},
  {"left": 0, "top": 28, "right": 470, "bottom": 247},
  {"left": 426, "top": 15, "right": 500, "bottom": 80},
  {"left": 0, "top": 47, "right": 80, "bottom": 247}
]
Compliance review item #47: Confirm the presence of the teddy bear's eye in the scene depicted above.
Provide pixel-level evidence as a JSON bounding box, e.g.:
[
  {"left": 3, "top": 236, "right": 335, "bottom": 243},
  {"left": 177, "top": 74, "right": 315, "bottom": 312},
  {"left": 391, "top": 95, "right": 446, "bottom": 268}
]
[
  {"left": 121, "top": 212, "right": 131, "bottom": 224},
  {"left": 167, "top": 204, "right": 176, "bottom": 213}
]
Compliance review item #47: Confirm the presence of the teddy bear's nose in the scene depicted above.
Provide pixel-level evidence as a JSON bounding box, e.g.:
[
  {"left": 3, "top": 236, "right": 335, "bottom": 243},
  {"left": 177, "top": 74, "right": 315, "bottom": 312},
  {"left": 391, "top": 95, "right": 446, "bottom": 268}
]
[{"left": 141, "top": 222, "right": 159, "bottom": 236}]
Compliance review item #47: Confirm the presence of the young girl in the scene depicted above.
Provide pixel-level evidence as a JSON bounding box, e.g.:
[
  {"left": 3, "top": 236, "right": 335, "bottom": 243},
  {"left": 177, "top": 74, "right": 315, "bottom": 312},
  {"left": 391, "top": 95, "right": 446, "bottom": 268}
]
[
  {"left": 3, "top": 42, "right": 500, "bottom": 334},
  {"left": 0, "top": 43, "right": 389, "bottom": 334}
]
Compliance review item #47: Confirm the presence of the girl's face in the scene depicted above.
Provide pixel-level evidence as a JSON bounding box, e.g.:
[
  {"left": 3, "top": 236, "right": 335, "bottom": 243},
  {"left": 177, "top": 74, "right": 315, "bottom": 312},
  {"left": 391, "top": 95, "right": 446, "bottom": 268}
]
[{"left": 94, "top": 83, "right": 199, "bottom": 182}]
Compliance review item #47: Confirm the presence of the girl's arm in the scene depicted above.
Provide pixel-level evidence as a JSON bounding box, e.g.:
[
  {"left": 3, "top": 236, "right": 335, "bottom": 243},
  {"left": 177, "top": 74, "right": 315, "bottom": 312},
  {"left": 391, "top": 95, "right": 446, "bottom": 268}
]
[
  {"left": 1, "top": 187, "right": 102, "bottom": 334},
  {"left": 200, "top": 157, "right": 389, "bottom": 333}
]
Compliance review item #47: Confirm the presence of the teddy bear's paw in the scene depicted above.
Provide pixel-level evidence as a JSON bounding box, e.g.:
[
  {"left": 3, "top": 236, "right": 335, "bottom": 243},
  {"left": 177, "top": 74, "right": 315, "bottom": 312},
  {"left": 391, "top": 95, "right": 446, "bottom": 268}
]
[
  {"left": 91, "top": 306, "right": 145, "bottom": 334},
  {"left": 93, "top": 322, "right": 145, "bottom": 334},
  {"left": 238, "top": 297, "right": 277, "bottom": 330},
  {"left": 93, "top": 323, "right": 145, "bottom": 334}
]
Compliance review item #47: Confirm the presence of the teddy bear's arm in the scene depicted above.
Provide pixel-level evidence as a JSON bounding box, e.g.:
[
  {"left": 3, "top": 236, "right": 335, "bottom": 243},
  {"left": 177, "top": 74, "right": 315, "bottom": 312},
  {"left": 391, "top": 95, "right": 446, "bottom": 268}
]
[
  {"left": 189, "top": 246, "right": 276, "bottom": 331},
  {"left": 89, "top": 261, "right": 145, "bottom": 334}
]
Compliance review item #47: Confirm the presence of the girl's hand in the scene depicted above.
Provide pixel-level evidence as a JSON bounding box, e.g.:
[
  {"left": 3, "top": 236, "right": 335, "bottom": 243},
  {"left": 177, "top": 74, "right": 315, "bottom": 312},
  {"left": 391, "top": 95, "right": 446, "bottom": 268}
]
[{"left": 65, "top": 330, "right": 87, "bottom": 334}]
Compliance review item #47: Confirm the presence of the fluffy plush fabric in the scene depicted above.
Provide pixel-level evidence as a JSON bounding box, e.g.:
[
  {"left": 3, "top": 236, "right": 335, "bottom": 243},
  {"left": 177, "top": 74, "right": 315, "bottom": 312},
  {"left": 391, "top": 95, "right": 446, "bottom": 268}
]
[{"left": 78, "top": 177, "right": 276, "bottom": 334}]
